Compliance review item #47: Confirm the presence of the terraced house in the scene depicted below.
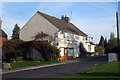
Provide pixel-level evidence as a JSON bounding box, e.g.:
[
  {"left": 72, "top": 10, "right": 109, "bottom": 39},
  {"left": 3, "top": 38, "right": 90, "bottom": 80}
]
[{"left": 20, "top": 11, "right": 95, "bottom": 60}]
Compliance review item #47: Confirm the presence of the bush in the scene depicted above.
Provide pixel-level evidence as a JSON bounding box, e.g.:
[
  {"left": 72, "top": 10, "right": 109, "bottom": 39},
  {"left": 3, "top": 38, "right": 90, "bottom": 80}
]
[
  {"left": 106, "top": 37, "right": 119, "bottom": 53},
  {"left": 2, "top": 39, "right": 26, "bottom": 62},
  {"left": 31, "top": 41, "right": 60, "bottom": 61},
  {"left": 79, "top": 42, "right": 87, "bottom": 58},
  {"left": 10, "top": 57, "right": 23, "bottom": 62},
  {"left": 87, "top": 52, "right": 95, "bottom": 55},
  {"left": 95, "top": 46, "right": 105, "bottom": 54}
]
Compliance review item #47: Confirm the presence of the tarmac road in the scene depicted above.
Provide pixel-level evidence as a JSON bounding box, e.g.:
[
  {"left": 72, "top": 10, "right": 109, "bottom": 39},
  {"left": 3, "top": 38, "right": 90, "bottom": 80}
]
[{"left": 2, "top": 55, "right": 108, "bottom": 79}]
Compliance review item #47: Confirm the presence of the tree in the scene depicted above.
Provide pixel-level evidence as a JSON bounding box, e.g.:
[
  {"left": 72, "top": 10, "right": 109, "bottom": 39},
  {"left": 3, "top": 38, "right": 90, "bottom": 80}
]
[
  {"left": 107, "top": 37, "right": 118, "bottom": 50},
  {"left": 110, "top": 32, "right": 115, "bottom": 39},
  {"left": 98, "top": 36, "right": 104, "bottom": 47},
  {"left": 104, "top": 37, "right": 108, "bottom": 48},
  {"left": 33, "top": 31, "right": 53, "bottom": 41},
  {"left": 79, "top": 42, "right": 87, "bottom": 58},
  {"left": 106, "top": 32, "right": 119, "bottom": 53},
  {"left": 11, "top": 24, "right": 20, "bottom": 39}
]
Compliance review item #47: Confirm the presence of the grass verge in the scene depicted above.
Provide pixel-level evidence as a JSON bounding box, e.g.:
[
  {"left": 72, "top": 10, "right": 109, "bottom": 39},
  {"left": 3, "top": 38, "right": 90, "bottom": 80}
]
[
  {"left": 9, "top": 61, "right": 58, "bottom": 69},
  {"left": 61, "top": 62, "right": 119, "bottom": 79}
]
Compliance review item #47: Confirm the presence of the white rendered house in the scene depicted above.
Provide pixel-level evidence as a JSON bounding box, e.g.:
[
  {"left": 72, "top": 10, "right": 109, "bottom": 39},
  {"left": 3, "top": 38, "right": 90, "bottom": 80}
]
[{"left": 20, "top": 11, "right": 95, "bottom": 60}]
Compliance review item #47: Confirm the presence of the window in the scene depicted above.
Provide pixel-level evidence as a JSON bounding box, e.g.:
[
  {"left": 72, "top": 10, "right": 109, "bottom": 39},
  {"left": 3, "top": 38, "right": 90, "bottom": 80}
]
[
  {"left": 63, "top": 32, "right": 65, "bottom": 38},
  {"left": 68, "top": 48, "right": 74, "bottom": 56},
  {"left": 76, "top": 35, "right": 79, "bottom": 39},
  {"left": 56, "top": 43, "right": 59, "bottom": 46}
]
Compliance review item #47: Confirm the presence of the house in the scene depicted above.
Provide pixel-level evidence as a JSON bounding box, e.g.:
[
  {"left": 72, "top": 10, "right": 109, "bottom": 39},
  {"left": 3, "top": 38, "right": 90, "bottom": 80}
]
[
  {"left": 20, "top": 11, "right": 95, "bottom": 60},
  {"left": 0, "top": 18, "right": 7, "bottom": 48}
]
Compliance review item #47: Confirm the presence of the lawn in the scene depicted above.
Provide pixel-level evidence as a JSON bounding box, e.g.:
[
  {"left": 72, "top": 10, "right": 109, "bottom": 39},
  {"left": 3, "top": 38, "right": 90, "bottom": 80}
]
[
  {"left": 9, "top": 61, "right": 58, "bottom": 69},
  {"left": 62, "top": 62, "right": 119, "bottom": 79}
]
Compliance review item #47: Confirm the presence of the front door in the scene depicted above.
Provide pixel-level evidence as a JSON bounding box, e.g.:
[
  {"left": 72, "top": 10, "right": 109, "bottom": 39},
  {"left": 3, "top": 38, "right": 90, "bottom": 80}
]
[{"left": 64, "top": 48, "right": 68, "bottom": 60}]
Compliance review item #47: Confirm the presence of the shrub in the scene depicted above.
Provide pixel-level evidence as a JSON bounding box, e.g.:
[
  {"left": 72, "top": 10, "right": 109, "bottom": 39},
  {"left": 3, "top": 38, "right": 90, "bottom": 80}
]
[
  {"left": 95, "top": 46, "right": 105, "bottom": 54},
  {"left": 2, "top": 39, "right": 26, "bottom": 62},
  {"left": 10, "top": 57, "right": 22, "bottom": 62},
  {"left": 31, "top": 41, "right": 60, "bottom": 61},
  {"left": 79, "top": 42, "right": 87, "bottom": 58},
  {"left": 87, "top": 52, "right": 95, "bottom": 55}
]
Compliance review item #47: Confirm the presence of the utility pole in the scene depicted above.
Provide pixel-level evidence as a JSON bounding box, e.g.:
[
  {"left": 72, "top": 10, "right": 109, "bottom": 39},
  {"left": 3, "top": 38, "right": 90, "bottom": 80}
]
[
  {"left": 116, "top": 1, "right": 120, "bottom": 61},
  {"left": 116, "top": 11, "right": 119, "bottom": 42}
]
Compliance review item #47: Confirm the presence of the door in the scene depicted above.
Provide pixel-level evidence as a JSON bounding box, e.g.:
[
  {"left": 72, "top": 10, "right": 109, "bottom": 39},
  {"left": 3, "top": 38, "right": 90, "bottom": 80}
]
[{"left": 64, "top": 48, "right": 68, "bottom": 60}]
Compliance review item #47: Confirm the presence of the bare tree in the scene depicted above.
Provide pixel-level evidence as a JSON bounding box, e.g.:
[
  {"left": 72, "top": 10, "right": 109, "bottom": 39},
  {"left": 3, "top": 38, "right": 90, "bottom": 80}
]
[{"left": 33, "top": 31, "right": 53, "bottom": 41}]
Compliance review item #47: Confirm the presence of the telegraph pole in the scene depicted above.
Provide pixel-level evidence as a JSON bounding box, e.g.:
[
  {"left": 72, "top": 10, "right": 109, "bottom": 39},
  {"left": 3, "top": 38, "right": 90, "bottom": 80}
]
[
  {"left": 116, "top": 11, "right": 119, "bottom": 42},
  {"left": 116, "top": 2, "right": 120, "bottom": 60}
]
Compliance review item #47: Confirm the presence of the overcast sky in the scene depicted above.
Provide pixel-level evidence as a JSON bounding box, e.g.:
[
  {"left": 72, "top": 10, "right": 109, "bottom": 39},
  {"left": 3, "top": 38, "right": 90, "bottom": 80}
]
[{"left": 1, "top": 1, "right": 119, "bottom": 44}]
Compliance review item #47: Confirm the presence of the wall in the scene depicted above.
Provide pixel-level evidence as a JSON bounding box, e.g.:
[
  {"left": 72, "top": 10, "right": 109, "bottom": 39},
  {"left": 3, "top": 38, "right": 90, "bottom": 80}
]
[
  {"left": 0, "top": 37, "right": 7, "bottom": 48},
  {"left": 20, "top": 12, "right": 59, "bottom": 41}
]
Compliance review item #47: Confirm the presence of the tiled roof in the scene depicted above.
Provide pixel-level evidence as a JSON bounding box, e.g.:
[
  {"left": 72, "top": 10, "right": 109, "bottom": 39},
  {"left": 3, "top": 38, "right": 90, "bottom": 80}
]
[
  {"left": 37, "top": 11, "right": 87, "bottom": 36},
  {"left": 0, "top": 29, "right": 7, "bottom": 38}
]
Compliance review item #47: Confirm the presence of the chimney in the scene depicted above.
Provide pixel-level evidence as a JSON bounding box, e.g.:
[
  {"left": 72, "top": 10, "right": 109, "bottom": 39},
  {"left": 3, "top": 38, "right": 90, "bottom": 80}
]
[
  {"left": 61, "top": 15, "right": 70, "bottom": 23},
  {"left": 0, "top": 18, "right": 2, "bottom": 29}
]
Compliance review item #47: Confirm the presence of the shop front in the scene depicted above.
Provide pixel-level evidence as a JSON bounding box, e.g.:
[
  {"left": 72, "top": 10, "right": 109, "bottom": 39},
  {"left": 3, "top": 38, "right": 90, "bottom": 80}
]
[{"left": 60, "top": 47, "right": 74, "bottom": 60}]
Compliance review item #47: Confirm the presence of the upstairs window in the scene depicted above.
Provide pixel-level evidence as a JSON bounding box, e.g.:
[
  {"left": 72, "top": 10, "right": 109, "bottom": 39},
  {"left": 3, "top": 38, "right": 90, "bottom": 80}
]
[
  {"left": 76, "top": 35, "right": 79, "bottom": 39},
  {"left": 63, "top": 32, "right": 65, "bottom": 38}
]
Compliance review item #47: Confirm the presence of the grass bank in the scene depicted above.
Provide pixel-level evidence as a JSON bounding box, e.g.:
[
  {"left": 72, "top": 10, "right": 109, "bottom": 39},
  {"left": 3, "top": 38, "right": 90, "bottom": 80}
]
[
  {"left": 9, "top": 61, "right": 58, "bottom": 69},
  {"left": 62, "top": 62, "right": 119, "bottom": 79}
]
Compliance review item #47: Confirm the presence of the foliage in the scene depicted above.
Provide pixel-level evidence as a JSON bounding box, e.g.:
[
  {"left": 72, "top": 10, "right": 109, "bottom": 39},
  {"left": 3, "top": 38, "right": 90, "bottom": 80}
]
[
  {"left": 95, "top": 46, "right": 105, "bottom": 54},
  {"left": 31, "top": 41, "right": 60, "bottom": 61},
  {"left": 79, "top": 42, "right": 87, "bottom": 57},
  {"left": 104, "top": 37, "right": 108, "bottom": 48},
  {"left": 107, "top": 37, "right": 118, "bottom": 50},
  {"left": 110, "top": 32, "right": 115, "bottom": 39},
  {"left": 87, "top": 52, "right": 95, "bottom": 55},
  {"left": 98, "top": 36, "right": 104, "bottom": 47},
  {"left": 10, "top": 57, "right": 22, "bottom": 62},
  {"left": 32, "top": 31, "right": 53, "bottom": 41},
  {"left": 2, "top": 39, "right": 26, "bottom": 62},
  {"left": 106, "top": 37, "right": 119, "bottom": 53},
  {"left": 11, "top": 24, "right": 20, "bottom": 39}
]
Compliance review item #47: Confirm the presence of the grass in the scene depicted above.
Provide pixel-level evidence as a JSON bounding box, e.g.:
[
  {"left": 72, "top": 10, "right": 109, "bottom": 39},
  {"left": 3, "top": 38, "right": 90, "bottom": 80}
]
[
  {"left": 61, "top": 62, "right": 120, "bottom": 79},
  {"left": 9, "top": 61, "right": 58, "bottom": 69}
]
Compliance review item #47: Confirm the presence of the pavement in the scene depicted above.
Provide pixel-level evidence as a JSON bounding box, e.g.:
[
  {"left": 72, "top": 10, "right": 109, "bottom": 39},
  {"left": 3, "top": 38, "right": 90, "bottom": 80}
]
[
  {"left": 2, "top": 59, "right": 79, "bottom": 74},
  {"left": 2, "top": 55, "right": 108, "bottom": 78}
]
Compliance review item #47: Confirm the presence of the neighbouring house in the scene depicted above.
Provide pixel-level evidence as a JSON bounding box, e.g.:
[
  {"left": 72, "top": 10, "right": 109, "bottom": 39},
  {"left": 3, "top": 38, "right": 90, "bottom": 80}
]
[
  {"left": 20, "top": 11, "right": 95, "bottom": 60},
  {"left": 0, "top": 18, "right": 7, "bottom": 48}
]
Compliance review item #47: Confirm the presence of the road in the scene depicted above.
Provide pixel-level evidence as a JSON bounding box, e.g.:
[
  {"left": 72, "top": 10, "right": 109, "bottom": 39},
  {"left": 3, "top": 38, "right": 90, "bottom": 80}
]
[{"left": 2, "top": 55, "right": 108, "bottom": 79}]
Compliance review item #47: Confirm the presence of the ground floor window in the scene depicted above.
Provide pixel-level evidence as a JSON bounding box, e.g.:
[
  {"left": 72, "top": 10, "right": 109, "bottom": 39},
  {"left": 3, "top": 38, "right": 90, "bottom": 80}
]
[
  {"left": 60, "top": 48, "right": 74, "bottom": 57},
  {"left": 68, "top": 48, "right": 74, "bottom": 56}
]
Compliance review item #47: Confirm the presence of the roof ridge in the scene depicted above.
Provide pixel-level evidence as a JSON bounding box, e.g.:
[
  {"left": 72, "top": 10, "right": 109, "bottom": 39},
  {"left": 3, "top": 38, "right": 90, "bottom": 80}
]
[
  {"left": 37, "top": 11, "right": 66, "bottom": 22},
  {"left": 37, "top": 11, "right": 87, "bottom": 36}
]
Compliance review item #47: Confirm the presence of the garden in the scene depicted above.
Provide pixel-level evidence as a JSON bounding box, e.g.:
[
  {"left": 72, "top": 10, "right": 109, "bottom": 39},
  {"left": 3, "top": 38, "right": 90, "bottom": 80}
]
[{"left": 2, "top": 39, "right": 60, "bottom": 70}]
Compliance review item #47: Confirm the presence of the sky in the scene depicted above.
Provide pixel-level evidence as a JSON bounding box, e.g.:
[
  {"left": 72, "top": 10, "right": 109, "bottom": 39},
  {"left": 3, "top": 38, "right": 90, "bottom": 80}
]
[{"left": 1, "top": 1, "right": 119, "bottom": 44}]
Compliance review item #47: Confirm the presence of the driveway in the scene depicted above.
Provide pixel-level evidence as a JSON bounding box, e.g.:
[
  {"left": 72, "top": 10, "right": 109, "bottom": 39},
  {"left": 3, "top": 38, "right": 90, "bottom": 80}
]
[{"left": 2, "top": 55, "right": 108, "bottom": 79}]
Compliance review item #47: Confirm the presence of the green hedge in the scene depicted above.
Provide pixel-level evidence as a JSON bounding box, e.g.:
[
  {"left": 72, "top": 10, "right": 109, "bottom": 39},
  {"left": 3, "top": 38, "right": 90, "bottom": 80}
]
[{"left": 95, "top": 46, "right": 105, "bottom": 54}]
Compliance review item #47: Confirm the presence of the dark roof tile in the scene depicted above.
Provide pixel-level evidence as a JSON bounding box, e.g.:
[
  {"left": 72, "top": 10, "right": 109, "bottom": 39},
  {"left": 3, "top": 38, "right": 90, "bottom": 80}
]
[
  {"left": 0, "top": 29, "right": 7, "bottom": 38},
  {"left": 37, "top": 11, "right": 87, "bottom": 36}
]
